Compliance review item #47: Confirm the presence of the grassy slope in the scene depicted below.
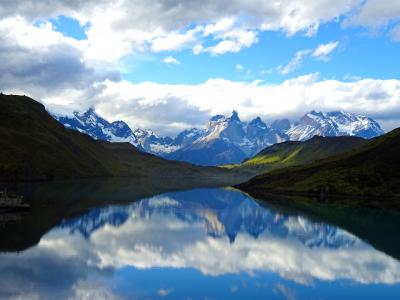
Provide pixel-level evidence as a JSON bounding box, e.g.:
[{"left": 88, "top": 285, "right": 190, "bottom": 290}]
[
  {"left": 0, "top": 94, "right": 243, "bottom": 183},
  {"left": 237, "top": 128, "right": 400, "bottom": 198},
  {"left": 224, "top": 135, "right": 366, "bottom": 175}
]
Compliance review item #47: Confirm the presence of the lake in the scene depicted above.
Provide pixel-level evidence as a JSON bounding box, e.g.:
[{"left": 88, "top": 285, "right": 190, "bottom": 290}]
[{"left": 0, "top": 181, "right": 399, "bottom": 299}]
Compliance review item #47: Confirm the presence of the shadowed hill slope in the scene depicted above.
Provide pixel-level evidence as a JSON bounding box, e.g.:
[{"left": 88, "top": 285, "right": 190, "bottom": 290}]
[
  {"left": 0, "top": 94, "right": 243, "bottom": 184},
  {"left": 237, "top": 127, "right": 400, "bottom": 199}
]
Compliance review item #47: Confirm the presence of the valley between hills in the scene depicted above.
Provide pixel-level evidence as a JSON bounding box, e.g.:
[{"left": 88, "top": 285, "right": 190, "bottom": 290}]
[{"left": 1, "top": 93, "right": 400, "bottom": 208}]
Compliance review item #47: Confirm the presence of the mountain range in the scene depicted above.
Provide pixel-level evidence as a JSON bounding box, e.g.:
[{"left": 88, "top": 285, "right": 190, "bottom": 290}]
[
  {"left": 54, "top": 108, "right": 384, "bottom": 166},
  {"left": 0, "top": 94, "right": 241, "bottom": 183}
]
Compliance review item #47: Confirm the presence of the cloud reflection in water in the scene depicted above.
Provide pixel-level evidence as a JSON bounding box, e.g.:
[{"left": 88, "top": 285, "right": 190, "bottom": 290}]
[{"left": 0, "top": 188, "right": 399, "bottom": 299}]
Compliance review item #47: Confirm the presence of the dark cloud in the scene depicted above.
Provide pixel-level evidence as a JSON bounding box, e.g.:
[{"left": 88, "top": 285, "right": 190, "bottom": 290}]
[
  {"left": 0, "top": 44, "right": 116, "bottom": 92},
  {"left": 0, "top": 249, "right": 92, "bottom": 299},
  {"left": 0, "top": 19, "right": 120, "bottom": 100},
  {"left": 0, "top": 0, "right": 364, "bottom": 34}
]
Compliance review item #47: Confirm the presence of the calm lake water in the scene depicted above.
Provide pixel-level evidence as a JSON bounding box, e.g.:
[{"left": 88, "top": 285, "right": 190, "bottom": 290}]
[{"left": 0, "top": 183, "right": 400, "bottom": 299}]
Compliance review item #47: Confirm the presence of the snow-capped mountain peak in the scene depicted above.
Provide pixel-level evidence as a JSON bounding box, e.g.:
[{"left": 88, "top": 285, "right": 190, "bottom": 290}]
[
  {"left": 167, "top": 111, "right": 288, "bottom": 165},
  {"left": 249, "top": 117, "right": 267, "bottom": 129},
  {"left": 229, "top": 110, "right": 241, "bottom": 122},
  {"left": 110, "top": 121, "right": 134, "bottom": 138},
  {"left": 54, "top": 108, "right": 137, "bottom": 144},
  {"left": 54, "top": 108, "right": 384, "bottom": 166},
  {"left": 133, "top": 128, "right": 156, "bottom": 139},
  {"left": 209, "top": 114, "right": 226, "bottom": 123},
  {"left": 202, "top": 111, "right": 245, "bottom": 144},
  {"left": 287, "top": 110, "right": 384, "bottom": 141},
  {"left": 270, "top": 118, "right": 291, "bottom": 132},
  {"left": 174, "top": 128, "right": 205, "bottom": 147}
]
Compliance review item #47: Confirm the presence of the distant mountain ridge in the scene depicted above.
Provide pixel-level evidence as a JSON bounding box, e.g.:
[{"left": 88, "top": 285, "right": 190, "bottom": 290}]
[
  {"left": 165, "top": 111, "right": 288, "bottom": 165},
  {"left": 287, "top": 110, "right": 384, "bottom": 141},
  {"left": 54, "top": 109, "right": 178, "bottom": 154},
  {"left": 54, "top": 108, "right": 384, "bottom": 166}
]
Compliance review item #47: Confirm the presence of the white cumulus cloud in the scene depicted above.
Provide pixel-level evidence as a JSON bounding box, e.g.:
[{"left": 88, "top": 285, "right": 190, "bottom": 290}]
[
  {"left": 37, "top": 74, "right": 400, "bottom": 136},
  {"left": 277, "top": 50, "right": 312, "bottom": 75},
  {"left": 0, "top": 1, "right": 399, "bottom": 136},
  {"left": 277, "top": 41, "right": 339, "bottom": 75},
  {"left": 163, "top": 56, "right": 180, "bottom": 65},
  {"left": 312, "top": 41, "right": 340, "bottom": 61},
  {"left": 236, "top": 64, "right": 244, "bottom": 71},
  {"left": 1, "top": 0, "right": 388, "bottom": 62}
]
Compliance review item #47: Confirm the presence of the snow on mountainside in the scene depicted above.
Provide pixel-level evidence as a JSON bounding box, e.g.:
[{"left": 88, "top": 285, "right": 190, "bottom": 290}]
[
  {"left": 53, "top": 109, "right": 178, "bottom": 155},
  {"left": 174, "top": 128, "right": 205, "bottom": 147},
  {"left": 133, "top": 128, "right": 179, "bottom": 154},
  {"left": 55, "top": 109, "right": 138, "bottom": 144},
  {"left": 287, "top": 110, "right": 384, "bottom": 141},
  {"left": 166, "top": 111, "right": 288, "bottom": 165},
  {"left": 54, "top": 108, "right": 384, "bottom": 166}
]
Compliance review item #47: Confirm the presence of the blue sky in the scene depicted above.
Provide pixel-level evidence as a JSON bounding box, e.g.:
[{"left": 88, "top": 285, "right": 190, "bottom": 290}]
[
  {"left": 48, "top": 15, "right": 88, "bottom": 40},
  {"left": 49, "top": 15, "right": 400, "bottom": 85},
  {"left": 1, "top": 1, "right": 400, "bottom": 134},
  {"left": 125, "top": 25, "right": 400, "bottom": 85}
]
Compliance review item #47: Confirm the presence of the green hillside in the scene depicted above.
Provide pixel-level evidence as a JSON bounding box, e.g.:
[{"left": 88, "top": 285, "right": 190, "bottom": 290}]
[
  {"left": 237, "top": 128, "right": 400, "bottom": 199},
  {"left": 225, "top": 135, "right": 366, "bottom": 175},
  {"left": 0, "top": 94, "right": 243, "bottom": 184}
]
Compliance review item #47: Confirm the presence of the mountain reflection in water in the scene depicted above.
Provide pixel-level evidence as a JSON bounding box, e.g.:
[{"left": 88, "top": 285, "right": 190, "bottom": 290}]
[{"left": 0, "top": 188, "right": 399, "bottom": 300}]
